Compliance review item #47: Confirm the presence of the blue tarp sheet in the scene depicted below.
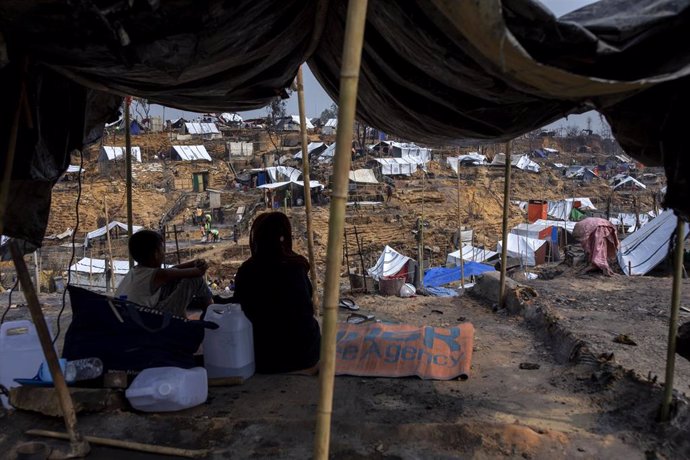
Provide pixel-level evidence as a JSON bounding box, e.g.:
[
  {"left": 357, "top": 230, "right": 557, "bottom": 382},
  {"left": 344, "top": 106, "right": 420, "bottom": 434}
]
[
  {"left": 423, "top": 262, "right": 495, "bottom": 288},
  {"left": 426, "top": 286, "right": 459, "bottom": 297}
]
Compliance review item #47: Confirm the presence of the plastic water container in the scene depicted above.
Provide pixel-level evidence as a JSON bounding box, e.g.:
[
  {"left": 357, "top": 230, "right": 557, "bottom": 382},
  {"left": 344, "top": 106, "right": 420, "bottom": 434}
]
[
  {"left": 203, "top": 303, "right": 255, "bottom": 379},
  {"left": 0, "top": 320, "right": 52, "bottom": 408},
  {"left": 125, "top": 367, "right": 207, "bottom": 412}
]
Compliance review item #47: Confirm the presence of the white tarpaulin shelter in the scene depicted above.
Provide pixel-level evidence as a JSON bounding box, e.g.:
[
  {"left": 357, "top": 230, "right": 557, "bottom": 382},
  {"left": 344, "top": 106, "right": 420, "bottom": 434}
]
[
  {"left": 317, "top": 143, "right": 336, "bottom": 163},
  {"left": 533, "top": 219, "right": 577, "bottom": 233},
  {"left": 611, "top": 175, "right": 647, "bottom": 190},
  {"left": 609, "top": 212, "right": 653, "bottom": 233},
  {"left": 447, "top": 153, "right": 487, "bottom": 173},
  {"left": 491, "top": 153, "right": 539, "bottom": 172},
  {"left": 511, "top": 222, "right": 553, "bottom": 240},
  {"left": 219, "top": 113, "right": 242, "bottom": 124},
  {"left": 368, "top": 245, "right": 411, "bottom": 281},
  {"left": 262, "top": 166, "right": 302, "bottom": 183},
  {"left": 390, "top": 142, "right": 431, "bottom": 162},
  {"left": 294, "top": 142, "right": 326, "bottom": 160},
  {"left": 617, "top": 210, "right": 689, "bottom": 275},
  {"left": 99, "top": 146, "right": 142, "bottom": 162},
  {"left": 68, "top": 257, "right": 131, "bottom": 292},
  {"left": 171, "top": 145, "right": 212, "bottom": 161},
  {"left": 496, "top": 233, "right": 547, "bottom": 267},
  {"left": 446, "top": 245, "right": 498, "bottom": 265},
  {"left": 322, "top": 118, "right": 337, "bottom": 135},
  {"left": 84, "top": 221, "right": 143, "bottom": 247},
  {"left": 547, "top": 198, "right": 596, "bottom": 221},
  {"left": 184, "top": 122, "right": 220, "bottom": 134},
  {"left": 349, "top": 169, "right": 379, "bottom": 184},
  {"left": 374, "top": 157, "right": 426, "bottom": 176}
]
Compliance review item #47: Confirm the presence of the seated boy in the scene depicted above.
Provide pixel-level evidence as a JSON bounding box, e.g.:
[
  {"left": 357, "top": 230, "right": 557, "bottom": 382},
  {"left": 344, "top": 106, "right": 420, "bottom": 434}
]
[{"left": 116, "top": 230, "right": 213, "bottom": 317}]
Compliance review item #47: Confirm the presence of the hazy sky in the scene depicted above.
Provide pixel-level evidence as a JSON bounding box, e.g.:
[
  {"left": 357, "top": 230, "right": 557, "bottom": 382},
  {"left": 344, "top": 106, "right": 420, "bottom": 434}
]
[{"left": 149, "top": 0, "right": 604, "bottom": 134}]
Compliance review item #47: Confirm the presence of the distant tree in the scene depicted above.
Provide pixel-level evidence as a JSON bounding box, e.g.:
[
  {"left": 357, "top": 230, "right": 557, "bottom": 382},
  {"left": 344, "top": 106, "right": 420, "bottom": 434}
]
[
  {"left": 319, "top": 102, "right": 338, "bottom": 124},
  {"left": 586, "top": 116, "right": 592, "bottom": 133},
  {"left": 132, "top": 98, "right": 151, "bottom": 122},
  {"left": 266, "top": 96, "right": 288, "bottom": 129}
]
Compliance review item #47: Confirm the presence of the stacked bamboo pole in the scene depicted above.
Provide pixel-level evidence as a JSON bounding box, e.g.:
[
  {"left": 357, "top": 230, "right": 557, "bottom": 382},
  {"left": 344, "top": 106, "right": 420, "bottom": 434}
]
[
  {"left": 296, "top": 66, "right": 320, "bottom": 313},
  {"left": 313, "top": 1, "right": 368, "bottom": 458}
]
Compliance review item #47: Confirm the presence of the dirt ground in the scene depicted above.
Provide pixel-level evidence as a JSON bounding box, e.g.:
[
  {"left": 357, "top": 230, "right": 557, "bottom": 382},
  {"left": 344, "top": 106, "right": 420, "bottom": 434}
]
[{"left": 1, "top": 277, "right": 688, "bottom": 459}]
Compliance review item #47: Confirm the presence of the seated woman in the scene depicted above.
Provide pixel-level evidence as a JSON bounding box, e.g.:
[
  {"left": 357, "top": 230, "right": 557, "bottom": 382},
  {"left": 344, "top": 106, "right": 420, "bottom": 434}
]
[{"left": 233, "top": 212, "right": 321, "bottom": 374}]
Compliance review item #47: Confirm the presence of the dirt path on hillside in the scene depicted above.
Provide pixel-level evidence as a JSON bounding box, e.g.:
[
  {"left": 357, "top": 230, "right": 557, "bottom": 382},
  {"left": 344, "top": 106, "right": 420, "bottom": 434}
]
[
  {"left": 0, "top": 290, "right": 682, "bottom": 459},
  {"left": 521, "top": 266, "right": 690, "bottom": 394}
]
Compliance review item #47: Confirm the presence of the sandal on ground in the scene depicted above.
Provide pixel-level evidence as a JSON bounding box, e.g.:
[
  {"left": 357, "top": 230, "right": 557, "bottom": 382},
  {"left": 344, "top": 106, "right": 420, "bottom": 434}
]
[{"left": 338, "top": 298, "right": 360, "bottom": 311}]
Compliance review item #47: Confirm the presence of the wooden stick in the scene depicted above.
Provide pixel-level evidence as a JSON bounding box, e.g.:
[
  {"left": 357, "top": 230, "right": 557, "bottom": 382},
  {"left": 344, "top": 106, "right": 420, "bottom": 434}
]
[
  {"left": 296, "top": 66, "right": 320, "bottom": 313},
  {"left": 26, "top": 429, "right": 207, "bottom": 458},
  {"left": 498, "top": 141, "right": 512, "bottom": 308},
  {"left": 660, "top": 219, "right": 686, "bottom": 421},
  {"left": 125, "top": 96, "right": 134, "bottom": 268},
  {"left": 104, "top": 197, "right": 116, "bottom": 294},
  {"left": 10, "top": 243, "right": 91, "bottom": 458},
  {"left": 314, "top": 1, "right": 368, "bottom": 458}
]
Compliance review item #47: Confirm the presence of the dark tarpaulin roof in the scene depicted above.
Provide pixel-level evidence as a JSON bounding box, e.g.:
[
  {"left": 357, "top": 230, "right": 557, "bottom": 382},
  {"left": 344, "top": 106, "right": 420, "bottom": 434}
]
[{"left": 1, "top": 0, "right": 690, "bottom": 251}]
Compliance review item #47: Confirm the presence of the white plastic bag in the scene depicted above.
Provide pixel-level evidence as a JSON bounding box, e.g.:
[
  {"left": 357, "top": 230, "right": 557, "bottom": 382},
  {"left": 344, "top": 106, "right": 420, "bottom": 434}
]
[{"left": 399, "top": 283, "right": 416, "bottom": 297}]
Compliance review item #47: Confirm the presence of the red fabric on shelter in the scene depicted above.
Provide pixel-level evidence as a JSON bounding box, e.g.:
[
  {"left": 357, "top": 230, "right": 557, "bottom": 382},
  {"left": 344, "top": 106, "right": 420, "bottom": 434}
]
[{"left": 573, "top": 218, "right": 620, "bottom": 275}]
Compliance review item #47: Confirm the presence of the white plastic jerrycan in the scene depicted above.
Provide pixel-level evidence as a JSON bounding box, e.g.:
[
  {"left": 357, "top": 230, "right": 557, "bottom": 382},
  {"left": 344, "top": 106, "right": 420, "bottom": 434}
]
[
  {"left": 0, "top": 320, "right": 53, "bottom": 408},
  {"left": 125, "top": 367, "right": 208, "bottom": 412},
  {"left": 203, "top": 303, "right": 255, "bottom": 379}
]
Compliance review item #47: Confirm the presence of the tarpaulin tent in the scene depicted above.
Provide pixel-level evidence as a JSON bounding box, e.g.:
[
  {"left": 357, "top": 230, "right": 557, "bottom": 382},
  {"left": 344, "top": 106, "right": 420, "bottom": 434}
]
[
  {"left": 423, "top": 263, "right": 495, "bottom": 288},
  {"left": 573, "top": 218, "right": 620, "bottom": 275},
  {"left": 68, "top": 257, "right": 131, "bottom": 292},
  {"left": 368, "top": 246, "right": 411, "bottom": 281},
  {"left": 374, "top": 158, "right": 426, "bottom": 176},
  {"left": 348, "top": 169, "right": 379, "bottom": 184},
  {"left": 99, "top": 146, "right": 142, "bottom": 163},
  {"left": 617, "top": 210, "right": 690, "bottom": 276},
  {"left": 547, "top": 198, "right": 596, "bottom": 221},
  {"left": 171, "top": 145, "right": 212, "bottom": 162},
  {"left": 446, "top": 245, "right": 498, "bottom": 265},
  {"left": 447, "top": 153, "right": 487, "bottom": 173},
  {"left": 491, "top": 153, "right": 540, "bottom": 173},
  {"left": 496, "top": 233, "right": 547, "bottom": 267},
  {"left": 294, "top": 142, "right": 327, "bottom": 160},
  {"left": 83, "top": 221, "right": 143, "bottom": 247}
]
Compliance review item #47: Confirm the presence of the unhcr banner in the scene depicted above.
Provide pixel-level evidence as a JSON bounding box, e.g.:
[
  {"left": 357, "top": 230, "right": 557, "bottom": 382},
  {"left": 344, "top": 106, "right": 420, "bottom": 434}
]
[{"left": 335, "top": 323, "right": 474, "bottom": 380}]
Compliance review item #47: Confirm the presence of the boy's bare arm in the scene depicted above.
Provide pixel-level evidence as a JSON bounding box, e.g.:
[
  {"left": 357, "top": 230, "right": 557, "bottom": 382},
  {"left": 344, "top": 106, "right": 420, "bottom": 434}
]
[
  {"left": 154, "top": 260, "right": 208, "bottom": 286},
  {"left": 173, "top": 259, "right": 206, "bottom": 270}
]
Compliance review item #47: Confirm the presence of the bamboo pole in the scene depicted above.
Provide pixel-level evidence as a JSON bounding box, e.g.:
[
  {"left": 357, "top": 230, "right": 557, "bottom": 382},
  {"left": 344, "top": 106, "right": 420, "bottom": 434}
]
[
  {"left": 313, "top": 1, "right": 368, "bottom": 458},
  {"left": 10, "top": 243, "right": 91, "bottom": 458},
  {"left": 27, "top": 429, "right": 206, "bottom": 458},
  {"left": 104, "top": 197, "right": 116, "bottom": 294},
  {"left": 498, "top": 141, "right": 512, "bottom": 308},
  {"left": 457, "top": 164, "right": 465, "bottom": 290},
  {"left": 125, "top": 97, "right": 134, "bottom": 268},
  {"left": 296, "top": 66, "right": 320, "bottom": 313},
  {"left": 660, "top": 219, "right": 685, "bottom": 421}
]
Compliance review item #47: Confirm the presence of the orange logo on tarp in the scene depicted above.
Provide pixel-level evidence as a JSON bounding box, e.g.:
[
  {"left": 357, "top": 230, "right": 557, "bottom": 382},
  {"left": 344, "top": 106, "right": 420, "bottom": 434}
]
[{"left": 335, "top": 323, "right": 474, "bottom": 380}]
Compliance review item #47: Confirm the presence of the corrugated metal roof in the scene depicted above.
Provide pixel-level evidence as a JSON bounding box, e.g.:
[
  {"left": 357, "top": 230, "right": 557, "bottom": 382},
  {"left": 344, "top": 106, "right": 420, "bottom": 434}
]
[
  {"left": 184, "top": 122, "right": 220, "bottom": 134},
  {"left": 172, "top": 145, "right": 212, "bottom": 161},
  {"left": 101, "top": 146, "right": 142, "bottom": 162}
]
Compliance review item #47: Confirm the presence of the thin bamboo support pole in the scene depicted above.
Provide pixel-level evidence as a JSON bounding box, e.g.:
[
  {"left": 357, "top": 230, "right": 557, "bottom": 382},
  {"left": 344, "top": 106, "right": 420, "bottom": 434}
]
[
  {"left": 26, "top": 429, "right": 205, "bottom": 458},
  {"left": 457, "top": 167, "right": 465, "bottom": 290},
  {"left": 314, "top": 1, "right": 368, "bottom": 457},
  {"left": 498, "top": 141, "right": 512, "bottom": 308},
  {"left": 660, "top": 219, "right": 686, "bottom": 421},
  {"left": 104, "top": 197, "right": 116, "bottom": 294},
  {"left": 297, "top": 66, "right": 320, "bottom": 313},
  {"left": 10, "top": 243, "right": 90, "bottom": 458},
  {"left": 125, "top": 97, "right": 134, "bottom": 268}
]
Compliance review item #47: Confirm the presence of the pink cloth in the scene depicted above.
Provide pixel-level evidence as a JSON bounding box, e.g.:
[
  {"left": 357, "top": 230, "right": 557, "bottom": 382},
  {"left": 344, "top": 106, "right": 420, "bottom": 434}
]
[{"left": 573, "top": 218, "right": 620, "bottom": 275}]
